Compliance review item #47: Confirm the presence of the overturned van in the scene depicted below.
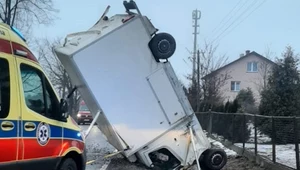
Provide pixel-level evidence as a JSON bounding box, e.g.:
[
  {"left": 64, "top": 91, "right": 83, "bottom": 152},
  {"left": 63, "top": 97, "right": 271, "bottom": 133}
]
[{"left": 54, "top": 1, "right": 227, "bottom": 169}]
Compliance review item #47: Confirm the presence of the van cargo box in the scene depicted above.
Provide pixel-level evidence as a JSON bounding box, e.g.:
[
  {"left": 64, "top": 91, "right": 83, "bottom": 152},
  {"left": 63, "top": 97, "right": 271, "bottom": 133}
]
[{"left": 54, "top": 1, "right": 227, "bottom": 169}]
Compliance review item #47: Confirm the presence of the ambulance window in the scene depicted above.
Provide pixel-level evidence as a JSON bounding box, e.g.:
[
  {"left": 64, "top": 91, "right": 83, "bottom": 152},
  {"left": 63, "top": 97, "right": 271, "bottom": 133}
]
[
  {"left": 0, "top": 58, "right": 10, "bottom": 118},
  {"left": 20, "top": 64, "right": 59, "bottom": 119},
  {"left": 44, "top": 77, "right": 60, "bottom": 119},
  {"left": 21, "top": 65, "right": 45, "bottom": 115}
]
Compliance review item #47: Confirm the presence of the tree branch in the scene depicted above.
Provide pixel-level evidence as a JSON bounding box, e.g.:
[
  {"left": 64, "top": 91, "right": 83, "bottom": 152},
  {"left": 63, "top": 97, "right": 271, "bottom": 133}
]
[
  {"left": 0, "top": 0, "right": 58, "bottom": 36},
  {"left": 11, "top": 0, "right": 21, "bottom": 27}
]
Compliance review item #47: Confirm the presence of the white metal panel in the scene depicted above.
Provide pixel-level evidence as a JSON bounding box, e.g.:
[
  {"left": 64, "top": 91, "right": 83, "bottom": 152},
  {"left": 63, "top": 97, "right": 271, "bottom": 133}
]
[
  {"left": 163, "top": 63, "right": 194, "bottom": 116},
  {"left": 147, "top": 68, "right": 186, "bottom": 124},
  {"left": 72, "top": 17, "right": 173, "bottom": 154},
  {"left": 53, "top": 51, "right": 125, "bottom": 151},
  {"left": 59, "top": 14, "right": 138, "bottom": 58}
]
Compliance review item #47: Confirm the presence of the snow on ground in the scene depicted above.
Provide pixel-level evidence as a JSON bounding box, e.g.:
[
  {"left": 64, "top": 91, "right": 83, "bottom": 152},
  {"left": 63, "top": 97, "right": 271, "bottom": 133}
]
[
  {"left": 208, "top": 137, "right": 237, "bottom": 157},
  {"left": 207, "top": 122, "right": 298, "bottom": 170},
  {"left": 245, "top": 122, "right": 296, "bottom": 169},
  {"left": 235, "top": 143, "right": 297, "bottom": 169},
  {"left": 204, "top": 131, "right": 238, "bottom": 157},
  {"left": 247, "top": 122, "right": 271, "bottom": 143}
]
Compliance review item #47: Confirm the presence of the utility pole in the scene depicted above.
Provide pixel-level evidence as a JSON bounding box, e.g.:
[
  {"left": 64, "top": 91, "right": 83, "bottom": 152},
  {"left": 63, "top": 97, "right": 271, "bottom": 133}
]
[
  {"left": 192, "top": 9, "right": 201, "bottom": 83},
  {"left": 196, "top": 50, "right": 201, "bottom": 112}
]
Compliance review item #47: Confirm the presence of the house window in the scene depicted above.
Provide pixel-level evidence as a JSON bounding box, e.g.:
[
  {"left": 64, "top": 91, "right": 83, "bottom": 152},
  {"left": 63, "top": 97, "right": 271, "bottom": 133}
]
[
  {"left": 247, "top": 62, "right": 258, "bottom": 72},
  {"left": 231, "top": 81, "right": 240, "bottom": 91}
]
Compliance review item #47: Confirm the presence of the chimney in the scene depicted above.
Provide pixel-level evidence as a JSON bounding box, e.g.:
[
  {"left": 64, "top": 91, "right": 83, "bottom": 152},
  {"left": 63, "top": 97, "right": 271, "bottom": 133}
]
[
  {"left": 245, "top": 50, "right": 250, "bottom": 55},
  {"left": 240, "top": 53, "right": 244, "bottom": 58}
]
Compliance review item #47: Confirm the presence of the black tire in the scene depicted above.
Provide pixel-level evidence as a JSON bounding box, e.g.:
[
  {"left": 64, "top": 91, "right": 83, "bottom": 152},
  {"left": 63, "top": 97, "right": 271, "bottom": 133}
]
[
  {"left": 202, "top": 149, "right": 227, "bottom": 170},
  {"left": 149, "top": 32, "right": 176, "bottom": 61},
  {"left": 58, "top": 158, "right": 77, "bottom": 170}
]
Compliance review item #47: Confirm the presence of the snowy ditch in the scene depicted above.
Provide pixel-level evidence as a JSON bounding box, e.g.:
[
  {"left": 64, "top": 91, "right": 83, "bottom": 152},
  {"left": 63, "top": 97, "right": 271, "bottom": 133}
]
[
  {"left": 208, "top": 122, "right": 298, "bottom": 169},
  {"left": 83, "top": 123, "right": 295, "bottom": 169},
  {"left": 208, "top": 137, "right": 237, "bottom": 157}
]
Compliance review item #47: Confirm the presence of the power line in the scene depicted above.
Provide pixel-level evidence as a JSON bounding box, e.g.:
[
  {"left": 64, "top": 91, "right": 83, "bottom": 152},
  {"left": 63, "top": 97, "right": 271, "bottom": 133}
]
[
  {"left": 211, "top": 0, "right": 244, "bottom": 34},
  {"left": 214, "top": 0, "right": 268, "bottom": 44},
  {"left": 210, "top": 0, "right": 258, "bottom": 44},
  {"left": 210, "top": 0, "right": 259, "bottom": 44},
  {"left": 183, "top": 59, "right": 192, "bottom": 69},
  {"left": 210, "top": 0, "right": 249, "bottom": 39}
]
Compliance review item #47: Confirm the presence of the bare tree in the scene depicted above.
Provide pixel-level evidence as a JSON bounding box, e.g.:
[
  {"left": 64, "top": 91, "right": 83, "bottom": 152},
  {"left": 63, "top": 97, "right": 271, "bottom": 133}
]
[
  {"left": 37, "top": 37, "right": 81, "bottom": 117},
  {"left": 186, "top": 42, "right": 231, "bottom": 111},
  {"left": 201, "top": 71, "right": 231, "bottom": 111},
  {"left": 0, "top": 0, "right": 58, "bottom": 37},
  {"left": 254, "top": 46, "right": 274, "bottom": 93}
]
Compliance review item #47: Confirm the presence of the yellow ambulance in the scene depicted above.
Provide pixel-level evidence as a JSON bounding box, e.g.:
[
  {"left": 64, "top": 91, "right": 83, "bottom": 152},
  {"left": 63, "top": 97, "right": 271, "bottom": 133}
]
[{"left": 0, "top": 23, "right": 86, "bottom": 170}]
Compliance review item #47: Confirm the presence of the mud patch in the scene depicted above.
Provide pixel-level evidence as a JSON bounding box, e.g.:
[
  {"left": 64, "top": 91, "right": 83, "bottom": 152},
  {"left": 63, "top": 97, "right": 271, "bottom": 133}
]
[
  {"left": 222, "top": 156, "right": 266, "bottom": 170},
  {"left": 106, "top": 155, "right": 150, "bottom": 170}
]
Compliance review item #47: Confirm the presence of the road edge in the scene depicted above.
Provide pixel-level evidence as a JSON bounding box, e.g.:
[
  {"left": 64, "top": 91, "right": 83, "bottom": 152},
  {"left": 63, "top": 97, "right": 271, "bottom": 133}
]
[{"left": 99, "top": 160, "right": 111, "bottom": 170}]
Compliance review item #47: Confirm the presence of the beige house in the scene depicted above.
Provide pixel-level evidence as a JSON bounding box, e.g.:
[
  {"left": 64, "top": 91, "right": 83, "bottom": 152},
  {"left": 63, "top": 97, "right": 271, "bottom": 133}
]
[{"left": 203, "top": 50, "right": 275, "bottom": 104}]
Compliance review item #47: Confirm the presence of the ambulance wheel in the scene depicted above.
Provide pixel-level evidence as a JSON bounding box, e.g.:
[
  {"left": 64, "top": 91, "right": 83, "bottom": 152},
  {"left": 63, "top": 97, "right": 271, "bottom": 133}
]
[
  {"left": 58, "top": 158, "right": 77, "bottom": 170},
  {"left": 149, "top": 32, "right": 176, "bottom": 60},
  {"left": 201, "top": 149, "right": 227, "bottom": 170}
]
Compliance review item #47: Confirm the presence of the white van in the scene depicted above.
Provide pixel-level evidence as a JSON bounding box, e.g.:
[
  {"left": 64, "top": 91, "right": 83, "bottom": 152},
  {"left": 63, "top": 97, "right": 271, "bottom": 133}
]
[{"left": 54, "top": 1, "right": 227, "bottom": 169}]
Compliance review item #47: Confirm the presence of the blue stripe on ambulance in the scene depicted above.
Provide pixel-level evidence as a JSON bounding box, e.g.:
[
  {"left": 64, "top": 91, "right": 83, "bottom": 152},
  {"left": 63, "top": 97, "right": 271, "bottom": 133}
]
[
  {"left": 0, "top": 120, "right": 17, "bottom": 138},
  {"left": 0, "top": 120, "right": 83, "bottom": 141}
]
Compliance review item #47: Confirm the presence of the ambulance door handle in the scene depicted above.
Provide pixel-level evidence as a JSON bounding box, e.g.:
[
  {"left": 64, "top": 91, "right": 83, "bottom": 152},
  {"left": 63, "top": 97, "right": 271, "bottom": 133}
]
[
  {"left": 24, "top": 122, "right": 36, "bottom": 131},
  {"left": 1, "top": 121, "right": 14, "bottom": 131}
]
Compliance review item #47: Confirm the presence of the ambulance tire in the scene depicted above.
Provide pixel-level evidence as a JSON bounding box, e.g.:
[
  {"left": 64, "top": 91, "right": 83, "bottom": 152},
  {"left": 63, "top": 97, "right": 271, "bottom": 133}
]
[
  {"left": 58, "top": 158, "right": 77, "bottom": 170},
  {"left": 149, "top": 32, "right": 176, "bottom": 60}
]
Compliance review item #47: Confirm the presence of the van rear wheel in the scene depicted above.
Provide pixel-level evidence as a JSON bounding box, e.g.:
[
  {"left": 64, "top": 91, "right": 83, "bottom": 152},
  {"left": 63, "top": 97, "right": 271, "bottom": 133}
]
[
  {"left": 58, "top": 158, "right": 77, "bottom": 170},
  {"left": 200, "top": 149, "right": 227, "bottom": 170}
]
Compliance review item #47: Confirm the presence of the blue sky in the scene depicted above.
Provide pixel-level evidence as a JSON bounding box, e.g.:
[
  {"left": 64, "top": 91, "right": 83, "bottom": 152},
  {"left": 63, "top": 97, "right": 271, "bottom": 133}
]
[{"left": 33, "top": 0, "right": 300, "bottom": 85}]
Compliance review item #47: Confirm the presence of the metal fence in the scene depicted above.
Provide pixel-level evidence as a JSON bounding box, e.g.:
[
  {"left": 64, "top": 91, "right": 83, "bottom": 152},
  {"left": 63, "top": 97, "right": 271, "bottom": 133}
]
[{"left": 196, "top": 111, "right": 300, "bottom": 170}]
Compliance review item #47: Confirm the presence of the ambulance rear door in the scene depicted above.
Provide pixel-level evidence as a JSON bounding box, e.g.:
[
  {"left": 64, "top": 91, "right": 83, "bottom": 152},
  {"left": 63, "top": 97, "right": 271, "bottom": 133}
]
[{"left": 0, "top": 26, "right": 21, "bottom": 170}]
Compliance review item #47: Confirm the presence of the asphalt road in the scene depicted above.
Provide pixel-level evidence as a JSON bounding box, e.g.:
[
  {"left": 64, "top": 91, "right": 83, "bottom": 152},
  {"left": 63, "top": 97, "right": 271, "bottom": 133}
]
[
  {"left": 80, "top": 125, "right": 114, "bottom": 170},
  {"left": 81, "top": 125, "right": 267, "bottom": 170}
]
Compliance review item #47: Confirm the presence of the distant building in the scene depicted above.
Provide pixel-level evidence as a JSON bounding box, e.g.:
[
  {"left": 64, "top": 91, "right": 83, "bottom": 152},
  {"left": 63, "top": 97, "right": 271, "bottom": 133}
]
[{"left": 203, "top": 50, "right": 275, "bottom": 104}]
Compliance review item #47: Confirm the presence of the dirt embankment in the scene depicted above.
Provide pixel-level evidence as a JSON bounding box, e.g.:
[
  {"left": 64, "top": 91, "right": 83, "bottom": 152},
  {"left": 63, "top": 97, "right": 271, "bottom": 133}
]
[
  {"left": 222, "top": 156, "right": 266, "bottom": 170},
  {"left": 106, "top": 155, "right": 267, "bottom": 170}
]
